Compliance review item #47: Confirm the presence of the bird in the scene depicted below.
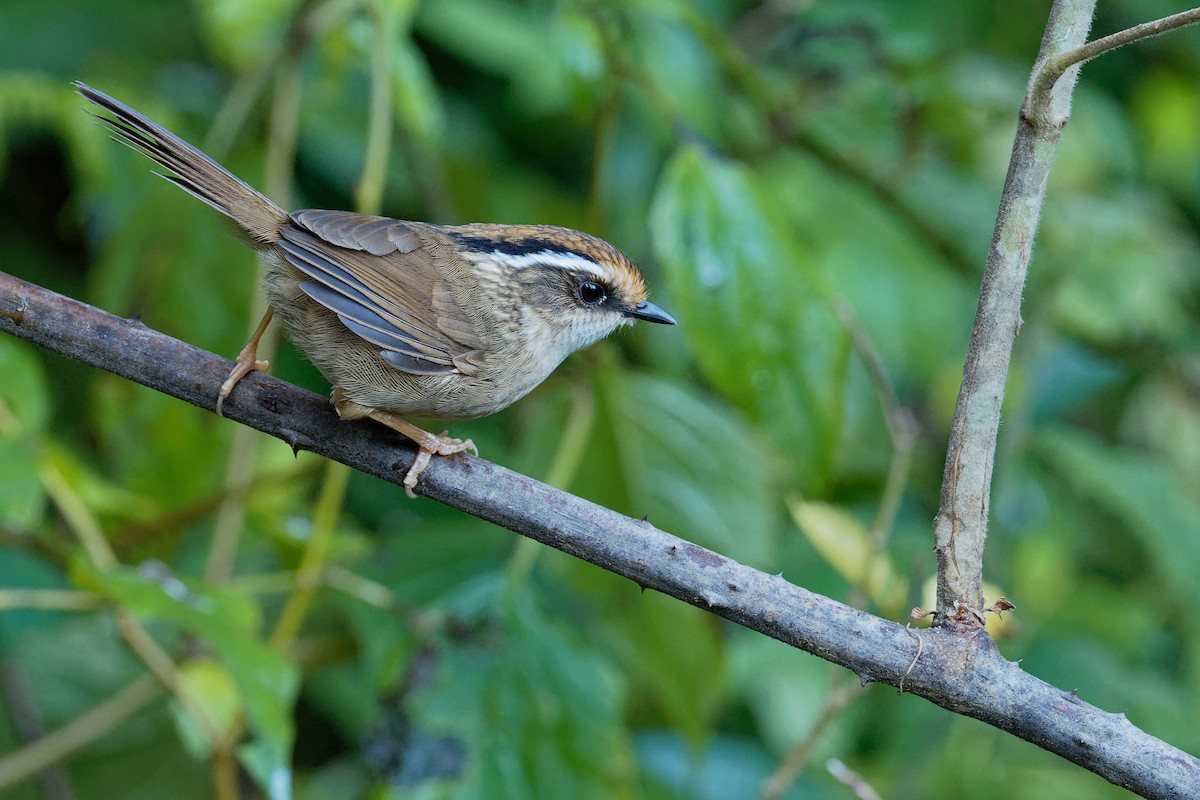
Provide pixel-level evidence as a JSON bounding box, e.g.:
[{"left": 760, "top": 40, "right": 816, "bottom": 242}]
[{"left": 75, "top": 82, "right": 676, "bottom": 497}]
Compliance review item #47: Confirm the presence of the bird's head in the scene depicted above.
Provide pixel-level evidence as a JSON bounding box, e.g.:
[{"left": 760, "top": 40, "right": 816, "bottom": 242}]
[{"left": 454, "top": 224, "right": 676, "bottom": 356}]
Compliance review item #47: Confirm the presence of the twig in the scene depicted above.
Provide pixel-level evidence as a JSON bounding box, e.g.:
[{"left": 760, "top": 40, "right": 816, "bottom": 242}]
[
  {"left": 4, "top": 272, "right": 1197, "bottom": 797},
  {"left": 0, "top": 589, "right": 103, "bottom": 611},
  {"left": 1029, "top": 8, "right": 1200, "bottom": 119},
  {"left": 0, "top": 661, "right": 77, "bottom": 800},
  {"left": 268, "top": 459, "right": 350, "bottom": 652},
  {"left": 826, "top": 758, "right": 883, "bottom": 800},
  {"left": 0, "top": 674, "right": 162, "bottom": 792},
  {"left": 759, "top": 681, "right": 856, "bottom": 800}
]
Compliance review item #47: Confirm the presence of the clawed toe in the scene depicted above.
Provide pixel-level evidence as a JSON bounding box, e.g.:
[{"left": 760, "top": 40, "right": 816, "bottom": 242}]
[
  {"left": 216, "top": 358, "right": 270, "bottom": 416},
  {"left": 366, "top": 409, "right": 478, "bottom": 498},
  {"left": 433, "top": 433, "right": 476, "bottom": 456},
  {"left": 403, "top": 449, "right": 433, "bottom": 499}
]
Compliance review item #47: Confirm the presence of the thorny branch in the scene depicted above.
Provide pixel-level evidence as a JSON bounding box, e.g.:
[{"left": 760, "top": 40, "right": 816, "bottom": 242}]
[
  {"left": 2, "top": 268, "right": 1198, "bottom": 797},
  {"left": 3, "top": 4, "right": 1200, "bottom": 797}
]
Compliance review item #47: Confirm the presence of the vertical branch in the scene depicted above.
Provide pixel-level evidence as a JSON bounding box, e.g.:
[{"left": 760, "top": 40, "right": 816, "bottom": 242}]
[{"left": 932, "top": 0, "right": 1094, "bottom": 624}]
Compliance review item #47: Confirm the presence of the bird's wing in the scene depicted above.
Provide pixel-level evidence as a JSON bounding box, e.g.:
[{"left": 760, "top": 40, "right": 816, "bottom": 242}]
[{"left": 281, "top": 210, "right": 484, "bottom": 376}]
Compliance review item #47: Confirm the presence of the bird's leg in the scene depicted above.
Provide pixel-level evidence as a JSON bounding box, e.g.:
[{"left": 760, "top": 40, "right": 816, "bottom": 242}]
[
  {"left": 333, "top": 389, "right": 476, "bottom": 498},
  {"left": 217, "top": 307, "right": 275, "bottom": 416},
  {"left": 369, "top": 413, "right": 478, "bottom": 498}
]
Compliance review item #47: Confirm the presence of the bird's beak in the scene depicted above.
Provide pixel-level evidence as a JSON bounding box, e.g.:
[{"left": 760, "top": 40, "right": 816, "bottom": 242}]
[{"left": 626, "top": 300, "right": 677, "bottom": 325}]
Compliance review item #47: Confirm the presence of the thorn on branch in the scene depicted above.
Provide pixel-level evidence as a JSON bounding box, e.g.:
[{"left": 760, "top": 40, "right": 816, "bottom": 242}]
[{"left": 280, "top": 427, "right": 314, "bottom": 456}]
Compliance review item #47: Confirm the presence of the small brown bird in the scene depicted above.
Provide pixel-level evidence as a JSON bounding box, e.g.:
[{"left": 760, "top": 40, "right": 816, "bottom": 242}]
[{"left": 76, "top": 82, "right": 675, "bottom": 496}]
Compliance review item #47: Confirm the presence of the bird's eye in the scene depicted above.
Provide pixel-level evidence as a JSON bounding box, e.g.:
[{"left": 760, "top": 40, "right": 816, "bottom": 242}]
[{"left": 578, "top": 280, "right": 607, "bottom": 305}]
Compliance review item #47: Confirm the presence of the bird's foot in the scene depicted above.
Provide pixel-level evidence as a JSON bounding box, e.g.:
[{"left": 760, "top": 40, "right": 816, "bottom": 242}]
[
  {"left": 216, "top": 308, "right": 275, "bottom": 416},
  {"left": 358, "top": 406, "right": 477, "bottom": 498}
]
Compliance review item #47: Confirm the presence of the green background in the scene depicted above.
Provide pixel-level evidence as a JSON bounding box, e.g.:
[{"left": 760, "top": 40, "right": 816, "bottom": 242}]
[{"left": 1, "top": 0, "right": 1198, "bottom": 798}]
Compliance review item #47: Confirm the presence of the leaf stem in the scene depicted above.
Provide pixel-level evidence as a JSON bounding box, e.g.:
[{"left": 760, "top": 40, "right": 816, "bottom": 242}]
[
  {"left": 271, "top": 3, "right": 395, "bottom": 651},
  {"left": 0, "top": 674, "right": 162, "bottom": 792},
  {"left": 269, "top": 458, "right": 350, "bottom": 651},
  {"left": 0, "top": 589, "right": 102, "bottom": 611},
  {"left": 355, "top": 2, "right": 399, "bottom": 216},
  {"left": 506, "top": 386, "right": 597, "bottom": 587},
  {"left": 205, "top": 53, "right": 307, "bottom": 585},
  {"left": 39, "top": 460, "right": 115, "bottom": 569}
]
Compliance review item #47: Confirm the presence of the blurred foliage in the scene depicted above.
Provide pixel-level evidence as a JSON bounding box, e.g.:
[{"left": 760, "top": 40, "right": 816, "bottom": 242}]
[{"left": 1, "top": 0, "right": 1199, "bottom": 798}]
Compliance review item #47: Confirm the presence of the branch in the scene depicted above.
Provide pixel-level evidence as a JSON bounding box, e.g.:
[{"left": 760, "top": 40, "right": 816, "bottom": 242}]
[
  {"left": 1029, "top": 7, "right": 1200, "bottom": 118},
  {"left": 3, "top": 272, "right": 1199, "bottom": 797},
  {"left": 935, "top": 3, "right": 1200, "bottom": 628},
  {"left": 932, "top": 0, "right": 1094, "bottom": 623}
]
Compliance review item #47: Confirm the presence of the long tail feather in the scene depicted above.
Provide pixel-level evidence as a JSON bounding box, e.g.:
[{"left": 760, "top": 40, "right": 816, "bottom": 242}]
[{"left": 74, "top": 81, "right": 288, "bottom": 245}]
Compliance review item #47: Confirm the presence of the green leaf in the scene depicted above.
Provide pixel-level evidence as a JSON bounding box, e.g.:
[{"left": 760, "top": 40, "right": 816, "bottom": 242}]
[
  {"left": 728, "top": 629, "right": 839, "bottom": 756},
  {"left": 393, "top": 37, "right": 446, "bottom": 148},
  {"left": 79, "top": 562, "right": 299, "bottom": 800},
  {"left": 605, "top": 592, "right": 726, "bottom": 752},
  {"left": 598, "top": 370, "right": 776, "bottom": 567},
  {"left": 1131, "top": 69, "right": 1200, "bottom": 191},
  {"left": 1045, "top": 191, "right": 1195, "bottom": 344},
  {"left": 172, "top": 658, "right": 243, "bottom": 759},
  {"left": 650, "top": 145, "right": 848, "bottom": 487},
  {"left": 788, "top": 498, "right": 905, "bottom": 614},
  {"left": 1038, "top": 427, "right": 1200, "bottom": 608},
  {"left": 192, "top": 0, "right": 296, "bottom": 69},
  {"left": 401, "top": 591, "right": 632, "bottom": 797},
  {"left": 635, "top": 730, "right": 831, "bottom": 800},
  {"left": 0, "top": 339, "right": 48, "bottom": 528},
  {"left": 415, "top": 0, "right": 578, "bottom": 111}
]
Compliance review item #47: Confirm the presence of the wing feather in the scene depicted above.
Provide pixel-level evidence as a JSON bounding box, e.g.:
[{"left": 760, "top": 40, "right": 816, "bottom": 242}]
[{"left": 278, "top": 212, "right": 482, "bottom": 376}]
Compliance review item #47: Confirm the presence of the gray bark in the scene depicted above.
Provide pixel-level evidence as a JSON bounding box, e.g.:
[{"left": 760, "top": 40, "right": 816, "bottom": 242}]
[{"left": 3, "top": 271, "right": 1198, "bottom": 798}]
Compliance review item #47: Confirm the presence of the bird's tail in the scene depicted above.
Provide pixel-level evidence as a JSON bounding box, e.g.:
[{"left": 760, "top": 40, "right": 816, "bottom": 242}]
[{"left": 74, "top": 81, "right": 288, "bottom": 245}]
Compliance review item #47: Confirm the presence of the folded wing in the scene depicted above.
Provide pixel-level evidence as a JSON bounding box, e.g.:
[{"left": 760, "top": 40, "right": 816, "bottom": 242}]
[{"left": 281, "top": 210, "right": 483, "bottom": 376}]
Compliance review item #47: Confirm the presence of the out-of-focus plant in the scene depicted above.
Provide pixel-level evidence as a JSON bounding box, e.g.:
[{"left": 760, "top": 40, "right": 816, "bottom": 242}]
[{"left": 0, "top": 1, "right": 1197, "bottom": 798}]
